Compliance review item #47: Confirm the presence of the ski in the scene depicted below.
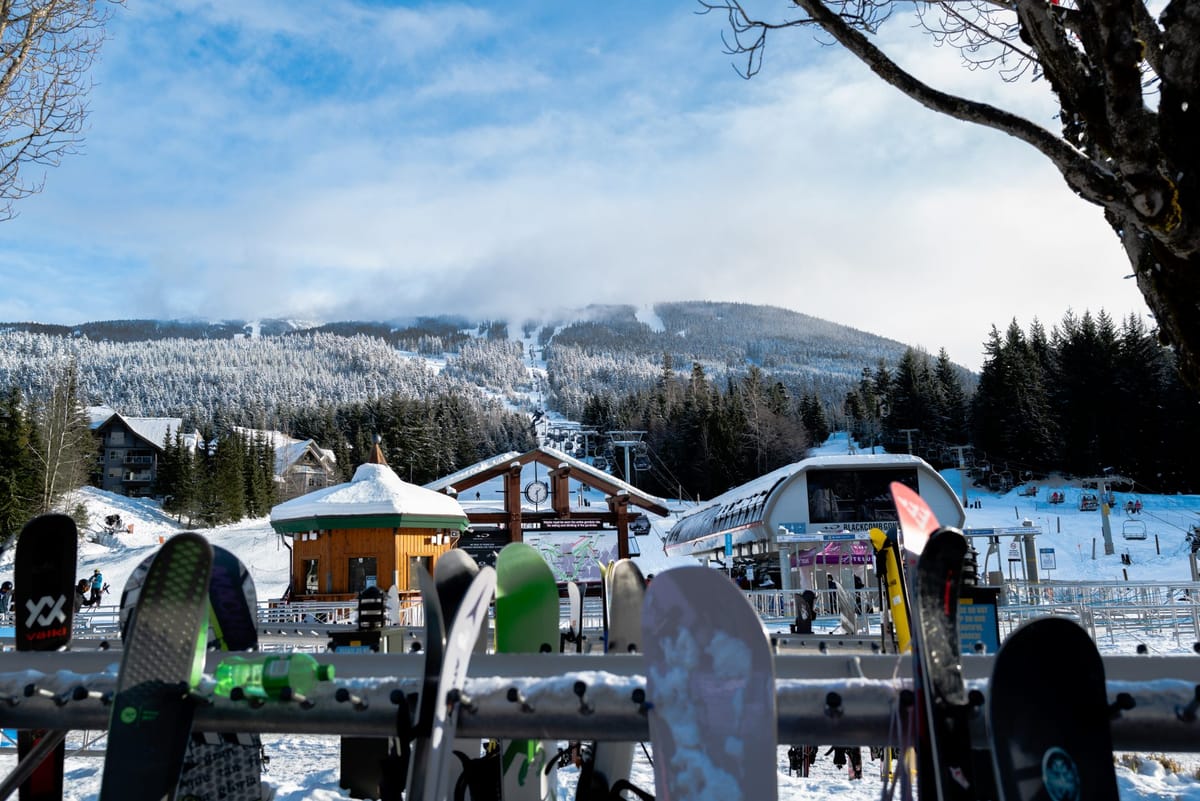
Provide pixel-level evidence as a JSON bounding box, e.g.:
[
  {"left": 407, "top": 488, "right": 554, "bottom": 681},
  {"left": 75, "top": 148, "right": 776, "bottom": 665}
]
[
  {"left": 119, "top": 544, "right": 266, "bottom": 801},
  {"left": 578, "top": 558, "right": 645, "bottom": 801},
  {"left": 565, "top": 580, "right": 584, "bottom": 653},
  {"left": 179, "top": 545, "right": 267, "bottom": 801},
  {"left": 13, "top": 514, "right": 77, "bottom": 801},
  {"left": 407, "top": 560, "right": 496, "bottom": 801},
  {"left": 643, "top": 565, "right": 777, "bottom": 801},
  {"left": 404, "top": 568, "right": 447, "bottom": 801},
  {"left": 891, "top": 481, "right": 978, "bottom": 801},
  {"left": 495, "top": 542, "right": 560, "bottom": 801},
  {"left": 99, "top": 532, "right": 214, "bottom": 801},
  {"left": 988, "top": 617, "right": 1118, "bottom": 801}
]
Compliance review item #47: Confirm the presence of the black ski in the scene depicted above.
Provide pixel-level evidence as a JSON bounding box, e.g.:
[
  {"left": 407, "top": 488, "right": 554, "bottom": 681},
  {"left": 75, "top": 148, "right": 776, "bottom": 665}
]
[
  {"left": 402, "top": 568, "right": 446, "bottom": 801},
  {"left": 120, "top": 545, "right": 267, "bottom": 801},
  {"left": 13, "top": 514, "right": 77, "bottom": 801},
  {"left": 99, "top": 532, "right": 214, "bottom": 801},
  {"left": 988, "top": 617, "right": 1119, "bottom": 801},
  {"left": 178, "top": 545, "right": 266, "bottom": 801},
  {"left": 891, "top": 482, "right": 979, "bottom": 801}
]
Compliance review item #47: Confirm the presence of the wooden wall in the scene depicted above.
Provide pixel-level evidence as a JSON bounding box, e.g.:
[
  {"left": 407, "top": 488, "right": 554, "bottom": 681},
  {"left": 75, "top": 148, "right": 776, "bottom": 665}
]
[{"left": 290, "top": 526, "right": 455, "bottom": 599}]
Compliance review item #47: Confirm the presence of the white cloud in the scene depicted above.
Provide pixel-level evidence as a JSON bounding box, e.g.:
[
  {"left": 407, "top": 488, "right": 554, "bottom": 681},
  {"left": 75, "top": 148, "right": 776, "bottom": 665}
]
[{"left": 0, "top": 2, "right": 1150, "bottom": 374}]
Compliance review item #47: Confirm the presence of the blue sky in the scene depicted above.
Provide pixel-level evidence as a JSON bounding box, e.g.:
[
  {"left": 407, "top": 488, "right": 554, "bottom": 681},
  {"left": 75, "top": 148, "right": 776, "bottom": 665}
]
[{"left": 0, "top": 0, "right": 1148, "bottom": 371}]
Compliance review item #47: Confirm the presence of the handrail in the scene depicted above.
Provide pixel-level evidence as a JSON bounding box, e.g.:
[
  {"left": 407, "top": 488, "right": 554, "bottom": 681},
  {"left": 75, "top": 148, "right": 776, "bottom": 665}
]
[{"left": 1, "top": 652, "right": 1197, "bottom": 749}]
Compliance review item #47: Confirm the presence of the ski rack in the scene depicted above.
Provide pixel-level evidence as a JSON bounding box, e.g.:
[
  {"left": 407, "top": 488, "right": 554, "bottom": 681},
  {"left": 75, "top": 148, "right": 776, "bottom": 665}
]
[{"left": 3, "top": 652, "right": 1200, "bottom": 751}]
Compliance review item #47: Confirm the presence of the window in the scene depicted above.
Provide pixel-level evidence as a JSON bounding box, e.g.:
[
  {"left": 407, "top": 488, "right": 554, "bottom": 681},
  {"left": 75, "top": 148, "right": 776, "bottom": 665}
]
[
  {"left": 348, "top": 557, "right": 378, "bottom": 592},
  {"left": 806, "top": 468, "right": 919, "bottom": 524},
  {"left": 408, "top": 556, "right": 431, "bottom": 589},
  {"left": 110, "top": 431, "right": 125, "bottom": 445}
]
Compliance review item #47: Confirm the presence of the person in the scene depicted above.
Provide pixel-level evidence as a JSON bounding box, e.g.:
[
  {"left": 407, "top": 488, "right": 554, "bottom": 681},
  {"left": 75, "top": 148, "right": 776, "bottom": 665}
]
[
  {"left": 0, "top": 581, "right": 12, "bottom": 617},
  {"left": 74, "top": 579, "right": 89, "bottom": 613},
  {"left": 89, "top": 569, "right": 104, "bottom": 606}
]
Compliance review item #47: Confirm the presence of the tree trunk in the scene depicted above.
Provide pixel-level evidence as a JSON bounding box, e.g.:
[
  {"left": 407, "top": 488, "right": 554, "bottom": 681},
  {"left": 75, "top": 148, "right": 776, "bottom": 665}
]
[{"left": 1115, "top": 210, "right": 1200, "bottom": 394}]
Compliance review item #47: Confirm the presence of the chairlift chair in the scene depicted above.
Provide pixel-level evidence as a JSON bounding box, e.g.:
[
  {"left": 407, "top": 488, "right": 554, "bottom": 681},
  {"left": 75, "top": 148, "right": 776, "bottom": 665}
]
[{"left": 1122, "top": 519, "right": 1148, "bottom": 540}]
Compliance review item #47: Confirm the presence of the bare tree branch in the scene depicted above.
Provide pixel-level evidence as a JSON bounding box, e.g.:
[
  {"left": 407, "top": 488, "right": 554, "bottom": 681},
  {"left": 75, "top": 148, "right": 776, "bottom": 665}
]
[
  {"left": 700, "top": 0, "right": 1200, "bottom": 391},
  {"left": 0, "top": 0, "right": 120, "bottom": 221}
]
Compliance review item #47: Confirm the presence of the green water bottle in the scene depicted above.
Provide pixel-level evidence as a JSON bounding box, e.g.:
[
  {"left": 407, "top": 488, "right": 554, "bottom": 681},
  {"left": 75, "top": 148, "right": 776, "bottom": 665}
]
[{"left": 214, "top": 653, "right": 335, "bottom": 700}]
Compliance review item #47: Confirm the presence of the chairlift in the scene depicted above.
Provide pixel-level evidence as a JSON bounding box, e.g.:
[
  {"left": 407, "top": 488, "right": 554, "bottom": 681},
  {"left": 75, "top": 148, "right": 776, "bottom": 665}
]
[
  {"left": 1122, "top": 519, "right": 1148, "bottom": 541},
  {"left": 988, "top": 473, "right": 1004, "bottom": 491},
  {"left": 633, "top": 454, "right": 652, "bottom": 472},
  {"left": 592, "top": 456, "right": 609, "bottom": 472},
  {"left": 1079, "top": 494, "right": 1100, "bottom": 512}
]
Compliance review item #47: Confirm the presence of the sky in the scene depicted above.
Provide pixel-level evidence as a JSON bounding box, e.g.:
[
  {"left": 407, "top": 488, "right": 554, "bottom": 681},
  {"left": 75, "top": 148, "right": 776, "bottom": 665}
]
[{"left": 0, "top": 0, "right": 1152, "bottom": 372}]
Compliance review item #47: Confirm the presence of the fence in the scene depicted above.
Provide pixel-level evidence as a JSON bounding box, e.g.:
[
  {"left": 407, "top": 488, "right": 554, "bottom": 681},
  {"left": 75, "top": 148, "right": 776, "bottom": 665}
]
[{"left": 52, "top": 579, "right": 1200, "bottom": 654}]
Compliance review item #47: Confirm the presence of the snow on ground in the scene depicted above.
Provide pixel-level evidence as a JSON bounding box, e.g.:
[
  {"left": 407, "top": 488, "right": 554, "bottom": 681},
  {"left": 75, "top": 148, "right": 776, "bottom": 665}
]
[{"left": 4, "top": 431, "right": 1200, "bottom": 799}]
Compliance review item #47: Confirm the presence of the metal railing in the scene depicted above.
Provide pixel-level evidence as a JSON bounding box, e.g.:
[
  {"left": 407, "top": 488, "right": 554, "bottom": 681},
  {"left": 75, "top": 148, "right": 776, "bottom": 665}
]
[{"left": 54, "top": 579, "right": 1200, "bottom": 655}]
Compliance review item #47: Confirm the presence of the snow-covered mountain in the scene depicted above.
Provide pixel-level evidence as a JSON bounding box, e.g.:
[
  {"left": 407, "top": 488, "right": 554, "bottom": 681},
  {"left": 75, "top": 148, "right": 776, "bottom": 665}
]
[{"left": 0, "top": 301, "right": 935, "bottom": 424}]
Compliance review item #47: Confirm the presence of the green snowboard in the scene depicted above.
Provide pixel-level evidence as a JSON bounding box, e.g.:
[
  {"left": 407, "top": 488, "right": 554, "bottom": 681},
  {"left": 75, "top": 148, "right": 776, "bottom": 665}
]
[{"left": 494, "top": 542, "right": 560, "bottom": 801}]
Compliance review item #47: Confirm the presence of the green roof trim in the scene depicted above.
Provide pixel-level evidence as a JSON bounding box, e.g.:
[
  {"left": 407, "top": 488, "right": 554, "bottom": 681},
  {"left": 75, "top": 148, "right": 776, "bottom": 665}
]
[{"left": 271, "top": 513, "right": 468, "bottom": 534}]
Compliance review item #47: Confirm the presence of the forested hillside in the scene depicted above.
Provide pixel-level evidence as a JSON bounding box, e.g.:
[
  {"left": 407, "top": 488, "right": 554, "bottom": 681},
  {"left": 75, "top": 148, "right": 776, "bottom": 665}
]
[{"left": 0, "top": 302, "right": 915, "bottom": 423}]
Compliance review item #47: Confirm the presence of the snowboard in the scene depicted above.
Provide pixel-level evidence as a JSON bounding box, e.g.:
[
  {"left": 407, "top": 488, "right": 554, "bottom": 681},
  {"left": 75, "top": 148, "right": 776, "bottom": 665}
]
[
  {"left": 580, "top": 558, "right": 646, "bottom": 800},
  {"left": 14, "top": 514, "right": 77, "bottom": 801},
  {"left": 99, "top": 532, "right": 214, "bottom": 801},
  {"left": 408, "top": 562, "right": 497, "bottom": 801},
  {"left": 495, "top": 542, "right": 560, "bottom": 801},
  {"left": 988, "top": 617, "right": 1119, "bottom": 801},
  {"left": 643, "top": 565, "right": 777, "bottom": 801},
  {"left": 891, "top": 482, "right": 979, "bottom": 801}
]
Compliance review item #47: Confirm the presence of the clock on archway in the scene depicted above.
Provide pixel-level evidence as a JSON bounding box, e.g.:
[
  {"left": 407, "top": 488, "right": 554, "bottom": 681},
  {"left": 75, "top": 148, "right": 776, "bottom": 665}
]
[{"left": 524, "top": 480, "right": 549, "bottom": 505}]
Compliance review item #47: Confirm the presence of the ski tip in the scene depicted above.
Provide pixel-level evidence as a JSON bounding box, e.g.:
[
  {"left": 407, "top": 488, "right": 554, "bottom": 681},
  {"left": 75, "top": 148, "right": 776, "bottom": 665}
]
[{"left": 890, "top": 481, "right": 939, "bottom": 551}]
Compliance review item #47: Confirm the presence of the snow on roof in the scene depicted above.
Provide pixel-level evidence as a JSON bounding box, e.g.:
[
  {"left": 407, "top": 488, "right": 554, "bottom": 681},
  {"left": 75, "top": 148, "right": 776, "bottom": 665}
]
[
  {"left": 424, "top": 451, "right": 523, "bottom": 491},
  {"left": 87, "top": 406, "right": 116, "bottom": 428},
  {"left": 270, "top": 462, "right": 468, "bottom": 533},
  {"left": 98, "top": 413, "right": 188, "bottom": 449},
  {"left": 233, "top": 426, "right": 335, "bottom": 473},
  {"left": 423, "top": 446, "right": 669, "bottom": 511}
]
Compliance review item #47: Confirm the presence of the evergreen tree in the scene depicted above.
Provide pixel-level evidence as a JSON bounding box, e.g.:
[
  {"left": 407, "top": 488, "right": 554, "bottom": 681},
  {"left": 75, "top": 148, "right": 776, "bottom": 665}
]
[
  {"left": 160, "top": 430, "right": 196, "bottom": 523},
  {"left": 211, "top": 432, "right": 246, "bottom": 524},
  {"left": 933, "top": 349, "right": 969, "bottom": 446},
  {"left": 972, "top": 322, "right": 1057, "bottom": 473},
  {"left": 1048, "top": 310, "right": 1120, "bottom": 476},
  {"left": 0, "top": 385, "right": 39, "bottom": 545},
  {"left": 799, "top": 393, "right": 831, "bottom": 446}
]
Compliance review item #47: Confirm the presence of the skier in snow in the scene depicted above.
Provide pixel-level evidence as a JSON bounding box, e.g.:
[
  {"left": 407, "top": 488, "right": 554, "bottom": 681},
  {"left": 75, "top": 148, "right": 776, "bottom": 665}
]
[{"left": 89, "top": 569, "right": 104, "bottom": 605}]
